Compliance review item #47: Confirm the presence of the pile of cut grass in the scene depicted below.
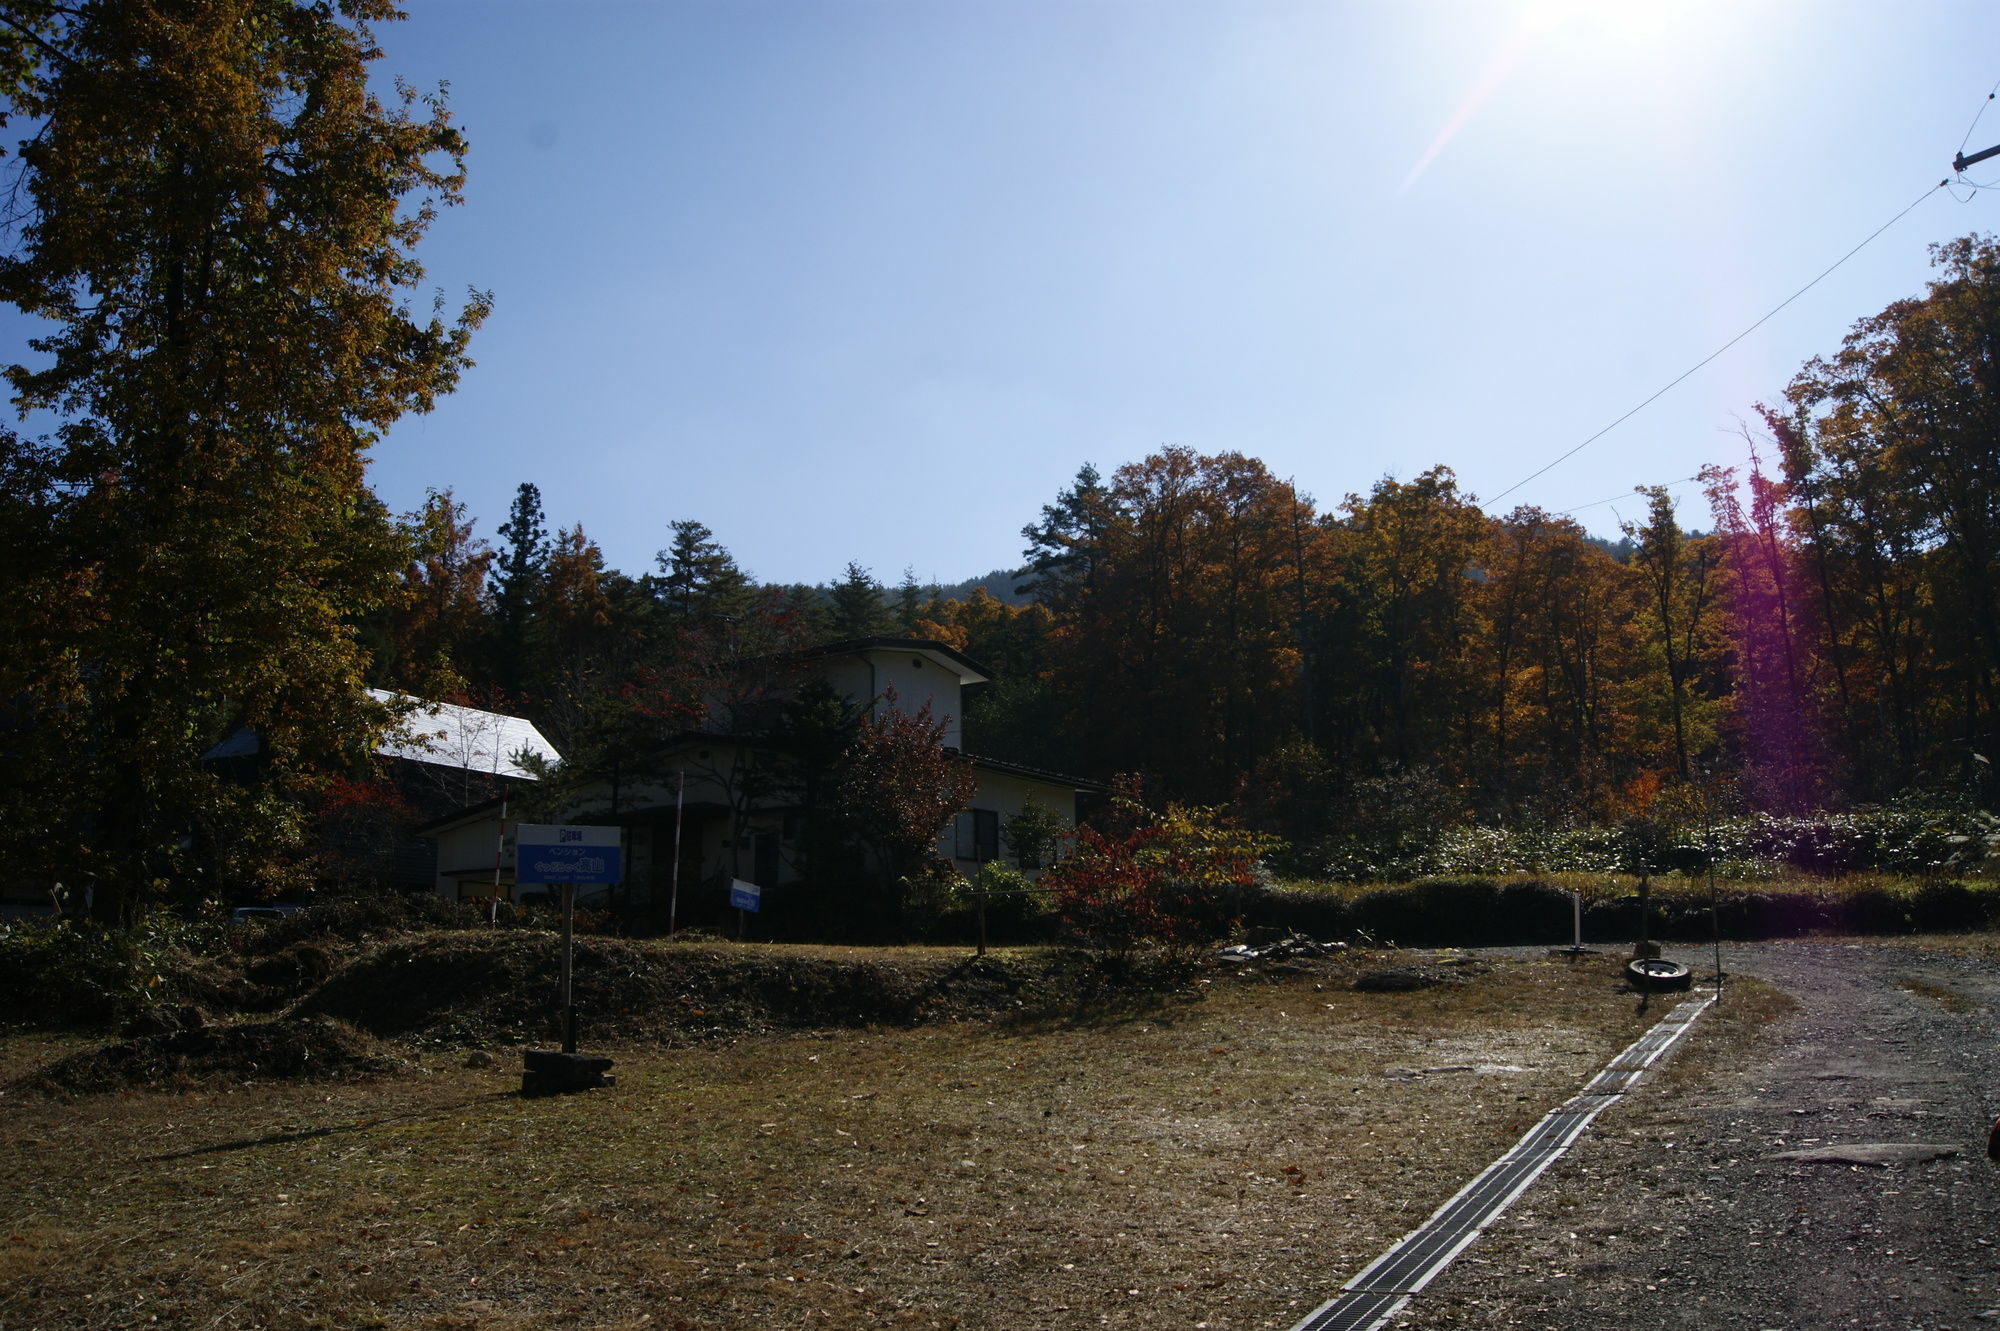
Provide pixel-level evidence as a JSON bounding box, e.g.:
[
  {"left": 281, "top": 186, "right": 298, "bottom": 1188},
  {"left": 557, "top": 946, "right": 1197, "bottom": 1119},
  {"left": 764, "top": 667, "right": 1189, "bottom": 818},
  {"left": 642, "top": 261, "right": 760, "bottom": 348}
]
[{"left": 10, "top": 1016, "right": 403, "bottom": 1098}]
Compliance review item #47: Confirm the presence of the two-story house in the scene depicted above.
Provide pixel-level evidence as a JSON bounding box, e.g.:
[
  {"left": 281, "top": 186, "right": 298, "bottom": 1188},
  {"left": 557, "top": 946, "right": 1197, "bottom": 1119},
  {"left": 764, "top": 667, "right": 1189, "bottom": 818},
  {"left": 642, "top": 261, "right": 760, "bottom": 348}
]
[{"left": 416, "top": 637, "right": 1099, "bottom": 918}]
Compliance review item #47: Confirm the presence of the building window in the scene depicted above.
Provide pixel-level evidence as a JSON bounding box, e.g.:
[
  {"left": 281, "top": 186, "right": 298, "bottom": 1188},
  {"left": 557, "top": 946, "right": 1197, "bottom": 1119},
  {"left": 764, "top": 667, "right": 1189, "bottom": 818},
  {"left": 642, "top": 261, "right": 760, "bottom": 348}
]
[{"left": 955, "top": 809, "right": 1001, "bottom": 863}]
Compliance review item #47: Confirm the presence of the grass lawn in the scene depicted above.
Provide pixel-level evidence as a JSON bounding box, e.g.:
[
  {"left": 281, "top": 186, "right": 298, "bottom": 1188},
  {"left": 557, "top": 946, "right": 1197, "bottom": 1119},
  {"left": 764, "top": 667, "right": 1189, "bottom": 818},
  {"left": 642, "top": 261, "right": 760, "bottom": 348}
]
[{"left": 0, "top": 949, "right": 1779, "bottom": 1331}]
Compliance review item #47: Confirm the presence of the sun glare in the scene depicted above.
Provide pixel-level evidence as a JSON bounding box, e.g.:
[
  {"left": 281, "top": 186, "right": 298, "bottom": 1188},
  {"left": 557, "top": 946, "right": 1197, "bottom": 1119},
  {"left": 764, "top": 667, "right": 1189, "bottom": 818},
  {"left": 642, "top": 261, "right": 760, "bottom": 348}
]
[
  {"left": 1401, "top": 0, "right": 1745, "bottom": 192},
  {"left": 1521, "top": 0, "right": 1735, "bottom": 58}
]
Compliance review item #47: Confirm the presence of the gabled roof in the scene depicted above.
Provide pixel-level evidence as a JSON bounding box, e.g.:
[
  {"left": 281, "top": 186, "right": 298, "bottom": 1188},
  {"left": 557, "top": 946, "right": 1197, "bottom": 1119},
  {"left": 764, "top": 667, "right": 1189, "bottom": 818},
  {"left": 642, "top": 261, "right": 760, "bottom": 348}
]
[
  {"left": 369, "top": 690, "right": 561, "bottom": 780},
  {"left": 200, "top": 691, "right": 561, "bottom": 781},
  {"left": 958, "top": 750, "right": 1109, "bottom": 792},
  {"left": 791, "top": 637, "right": 993, "bottom": 686}
]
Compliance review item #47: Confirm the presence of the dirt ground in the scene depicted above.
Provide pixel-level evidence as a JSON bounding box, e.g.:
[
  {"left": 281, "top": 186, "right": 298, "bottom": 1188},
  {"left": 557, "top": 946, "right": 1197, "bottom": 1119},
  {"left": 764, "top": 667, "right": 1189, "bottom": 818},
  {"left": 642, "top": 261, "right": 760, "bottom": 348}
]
[
  {"left": 0, "top": 946, "right": 1711, "bottom": 1331},
  {"left": 1393, "top": 939, "right": 2000, "bottom": 1331}
]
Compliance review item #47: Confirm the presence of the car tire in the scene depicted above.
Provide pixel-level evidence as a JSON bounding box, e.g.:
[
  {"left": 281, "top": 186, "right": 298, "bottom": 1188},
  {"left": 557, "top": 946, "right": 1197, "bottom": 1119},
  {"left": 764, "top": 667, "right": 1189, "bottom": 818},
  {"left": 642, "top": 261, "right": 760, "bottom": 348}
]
[{"left": 1626, "top": 957, "right": 1693, "bottom": 992}]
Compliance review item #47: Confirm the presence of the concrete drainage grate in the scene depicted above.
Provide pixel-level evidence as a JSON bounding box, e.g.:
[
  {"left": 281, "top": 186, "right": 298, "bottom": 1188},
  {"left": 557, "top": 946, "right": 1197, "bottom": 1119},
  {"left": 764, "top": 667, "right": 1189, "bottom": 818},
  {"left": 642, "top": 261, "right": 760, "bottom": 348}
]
[
  {"left": 1292, "top": 1289, "right": 1411, "bottom": 1331},
  {"left": 1285, "top": 993, "right": 1715, "bottom": 1331}
]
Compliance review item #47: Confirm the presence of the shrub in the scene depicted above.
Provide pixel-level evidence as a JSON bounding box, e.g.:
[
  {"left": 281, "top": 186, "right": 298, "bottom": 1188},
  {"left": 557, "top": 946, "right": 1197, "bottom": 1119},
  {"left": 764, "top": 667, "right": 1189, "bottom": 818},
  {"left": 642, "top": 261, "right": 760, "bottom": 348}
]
[
  {"left": 0, "top": 911, "right": 228, "bottom": 1027},
  {"left": 1909, "top": 880, "right": 1993, "bottom": 933},
  {"left": 1044, "top": 801, "right": 1277, "bottom": 952},
  {"left": 1247, "top": 883, "right": 1352, "bottom": 940},
  {"left": 956, "top": 864, "right": 1053, "bottom": 944},
  {"left": 1835, "top": 887, "right": 1910, "bottom": 935},
  {"left": 1496, "top": 880, "right": 1577, "bottom": 941},
  {"left": 1299, "top": 799, "right": 2000, "bottom": 884}
]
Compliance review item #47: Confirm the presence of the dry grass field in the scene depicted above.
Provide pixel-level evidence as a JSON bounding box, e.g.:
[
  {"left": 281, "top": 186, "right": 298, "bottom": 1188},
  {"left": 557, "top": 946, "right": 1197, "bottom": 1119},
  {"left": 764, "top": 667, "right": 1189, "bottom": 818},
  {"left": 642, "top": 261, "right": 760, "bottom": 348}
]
[{"left": 0, "top": 948, "right": 1781, "bottom": 1331}]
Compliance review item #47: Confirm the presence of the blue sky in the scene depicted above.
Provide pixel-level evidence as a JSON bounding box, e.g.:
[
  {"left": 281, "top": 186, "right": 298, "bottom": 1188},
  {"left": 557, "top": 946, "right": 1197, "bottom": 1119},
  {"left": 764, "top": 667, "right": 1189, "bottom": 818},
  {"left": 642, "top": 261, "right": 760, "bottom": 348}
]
[{"left": 111, "top": 4, "right": 2000, "bottom": 586}]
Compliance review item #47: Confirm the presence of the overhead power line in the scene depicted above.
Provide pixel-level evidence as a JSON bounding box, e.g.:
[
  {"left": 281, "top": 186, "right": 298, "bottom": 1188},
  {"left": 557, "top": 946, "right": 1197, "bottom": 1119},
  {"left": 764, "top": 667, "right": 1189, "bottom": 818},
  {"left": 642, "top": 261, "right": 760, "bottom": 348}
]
[
  {"left": 1956, "top": 78, "right": 2000, "bottom": 158},
  {"left": 1557, "top": 475, "right": 1701, "bottom": 518},
  {"left": 1486, "top": 180, "right": 1946, "bottom": 508}
]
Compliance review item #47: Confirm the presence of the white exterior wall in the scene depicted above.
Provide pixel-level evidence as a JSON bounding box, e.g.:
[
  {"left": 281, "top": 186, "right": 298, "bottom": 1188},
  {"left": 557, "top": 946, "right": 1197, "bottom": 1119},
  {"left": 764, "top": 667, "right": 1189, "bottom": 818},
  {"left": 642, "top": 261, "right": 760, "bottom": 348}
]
[
  {"left": 813, "top": 649, "right": 971, "bottom": 749},
  {"left": 432, "top": 817, "right": 507, "bottom": 896},
  {"left": 861, "top": 649, "right": 965, "bottom": 749},
  {"left": 941, "top": 768, "right": 1078, "bottom": 875}
]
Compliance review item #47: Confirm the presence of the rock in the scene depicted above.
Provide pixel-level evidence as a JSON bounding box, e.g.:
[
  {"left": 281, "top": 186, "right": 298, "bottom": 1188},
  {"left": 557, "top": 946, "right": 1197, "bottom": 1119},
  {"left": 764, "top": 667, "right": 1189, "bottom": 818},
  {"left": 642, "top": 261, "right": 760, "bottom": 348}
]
[{"left": 463, "top": 1049, "right": 497, "bottom": 1069}]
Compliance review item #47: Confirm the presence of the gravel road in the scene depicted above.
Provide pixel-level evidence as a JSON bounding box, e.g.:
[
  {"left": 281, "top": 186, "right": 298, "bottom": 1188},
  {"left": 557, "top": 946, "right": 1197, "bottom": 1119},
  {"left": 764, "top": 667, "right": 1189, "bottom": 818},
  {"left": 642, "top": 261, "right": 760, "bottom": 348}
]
[{"left": 1395, "top": 942, "right": 2000, "bottom": 1331}]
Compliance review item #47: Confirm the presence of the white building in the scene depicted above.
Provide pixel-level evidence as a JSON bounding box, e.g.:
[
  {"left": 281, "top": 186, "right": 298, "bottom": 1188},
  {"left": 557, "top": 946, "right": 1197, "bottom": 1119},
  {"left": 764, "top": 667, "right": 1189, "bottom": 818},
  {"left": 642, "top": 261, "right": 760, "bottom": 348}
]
[{"left": 417, "top": 638, "right": 1099, "bottom": 917}]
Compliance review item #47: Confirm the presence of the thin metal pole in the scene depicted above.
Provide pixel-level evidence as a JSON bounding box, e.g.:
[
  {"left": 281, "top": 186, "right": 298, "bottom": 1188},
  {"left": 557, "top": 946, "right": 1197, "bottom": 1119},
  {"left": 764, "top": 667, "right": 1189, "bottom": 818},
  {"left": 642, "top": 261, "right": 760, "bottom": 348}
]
[
  {"left": 1704, "top": 774, "right": 1723, "bottom": 999},
  {"left": 1637, "top": 872, "right": 1651, "bottom": 955},
  {"left": 1572, "top": 890, "right": 1582, "bottom": 950},
  {"left": 668, "top": 771, "right": 685, "bottom": 940},
  {"left": 489, "top": 784, "right": 508, "bottom": 926},
  {"left": 560, "top": 882, "right": 577, "bottom": 1054}
]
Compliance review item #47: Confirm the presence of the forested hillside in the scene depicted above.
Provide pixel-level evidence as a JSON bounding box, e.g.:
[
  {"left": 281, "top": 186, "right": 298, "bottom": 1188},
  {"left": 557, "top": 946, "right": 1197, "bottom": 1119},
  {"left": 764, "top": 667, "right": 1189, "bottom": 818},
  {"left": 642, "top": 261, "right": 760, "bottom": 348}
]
[{"left": 376, "top": 237, "right": 2000, "bottom": 849}]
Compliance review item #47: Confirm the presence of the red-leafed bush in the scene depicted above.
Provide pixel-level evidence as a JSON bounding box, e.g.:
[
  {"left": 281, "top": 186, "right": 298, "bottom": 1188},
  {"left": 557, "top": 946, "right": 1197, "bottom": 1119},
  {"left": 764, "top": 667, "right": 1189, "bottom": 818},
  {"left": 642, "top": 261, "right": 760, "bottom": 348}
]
[{"left": 1043, "top": 800, "right": 1278, "bottom": 953}]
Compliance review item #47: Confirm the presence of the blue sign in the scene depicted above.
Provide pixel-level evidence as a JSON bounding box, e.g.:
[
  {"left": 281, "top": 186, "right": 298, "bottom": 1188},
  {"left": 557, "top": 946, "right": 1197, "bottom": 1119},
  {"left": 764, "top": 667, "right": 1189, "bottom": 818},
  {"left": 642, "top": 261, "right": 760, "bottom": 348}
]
[
  {"left": 729, "top": 879, "right": 762, "bottom": 912},
  {"left": 516, "top": 824, "right": 623, "bottom": 885}
]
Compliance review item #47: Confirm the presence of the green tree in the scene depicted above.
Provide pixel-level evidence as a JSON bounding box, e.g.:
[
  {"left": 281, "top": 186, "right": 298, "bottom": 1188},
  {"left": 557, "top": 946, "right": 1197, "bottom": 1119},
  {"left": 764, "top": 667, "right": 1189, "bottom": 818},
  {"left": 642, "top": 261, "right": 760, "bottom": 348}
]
[
  {"left": 490, "top": 481, "right": 549, "bottom": 701},
  {"left": 655, "top": 518, "right": 750, "bottom": 624},
  {"left": 1002, "top": 795, "right": 1068, "bottom": 871},
  {"left": 0, "top": 0, "right": 487, "bottom": 918},
  {"left": 893, "top": 566, "right": 927, "bottom": 633},
  {"left": 829, "top": 561, "right": 892, "bottom": 638},
  {"left": 1019, "top": 461, "right": 1114, "bottom": 615}
]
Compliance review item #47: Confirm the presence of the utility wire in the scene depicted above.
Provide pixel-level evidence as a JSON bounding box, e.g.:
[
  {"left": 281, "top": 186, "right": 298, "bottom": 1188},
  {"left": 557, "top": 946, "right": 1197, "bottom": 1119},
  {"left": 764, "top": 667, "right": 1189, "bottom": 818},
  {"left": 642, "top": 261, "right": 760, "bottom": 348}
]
[
  {"left": 1957, "top": 78, "right": 2000, "bottom": 156},
  {"left": 1947, "top": 80, "right": 2000, "bottom": 201},
  {"left": 1557, "top": 475, "right": 1700, "bottom": 518},
  {"left": 1486, "top": 180, "right": 1946, "bottom": 507}
]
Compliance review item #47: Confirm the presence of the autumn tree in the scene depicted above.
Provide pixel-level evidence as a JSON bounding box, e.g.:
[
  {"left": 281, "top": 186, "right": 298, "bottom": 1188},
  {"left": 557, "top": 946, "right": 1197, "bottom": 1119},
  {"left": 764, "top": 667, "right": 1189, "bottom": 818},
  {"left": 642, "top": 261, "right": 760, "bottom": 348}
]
[
  {"left": 1034, "top": 447, "right": 1313, "bottom": 800},
  {"left": 0, "top": 0, "right": 487, "bottom": 917},
  {"left": 1624, "top": 486, "right": 1722, "bottom": 781},
  {"left": 1778, "top": 235, "right": 2000, "bottom": 798},
  {"left": 1704, "top": 456, "right": 1833, "bottom": 810},
  {"left": 830, "top": 691, "right": 976, "bottom": 933},
  {"left": 1317, "top": 467, "right": 1487, "bottom": 777},
  {"left": 376, "top": 488, "right": 491, "bottom": 698},
  {"left": 531, "top": 523, "right": 620, "bottom": 752},
  {"left": 907, "top": 585, "right": 1061, "bottom": 764},
  {"left": 1472, "top": 507, "right": 1640, "bottom": 819}
]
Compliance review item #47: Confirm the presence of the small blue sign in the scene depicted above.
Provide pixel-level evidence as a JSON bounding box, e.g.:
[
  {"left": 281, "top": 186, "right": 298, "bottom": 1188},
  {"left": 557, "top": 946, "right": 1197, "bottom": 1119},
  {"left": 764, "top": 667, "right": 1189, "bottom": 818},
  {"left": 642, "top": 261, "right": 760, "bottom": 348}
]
[
  {"left": 729, "top": 879, "right": 762, "bottom": 912},
  {"left": 516, "top": 824, "right": 623, "bottom": 885}
]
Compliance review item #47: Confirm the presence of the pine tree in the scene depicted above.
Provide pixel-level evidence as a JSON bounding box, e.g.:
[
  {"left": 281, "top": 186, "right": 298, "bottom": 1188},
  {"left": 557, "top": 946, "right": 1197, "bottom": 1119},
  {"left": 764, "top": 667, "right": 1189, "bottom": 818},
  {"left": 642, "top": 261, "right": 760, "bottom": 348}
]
[
  {"left": 491, "top": 481, "right": 549, "bottom": 700},
  {"left": 893, "top": 566, "right": 927, "bottom": 633},
  {"left": 656, "top": 518, "right": 750, "bottom": 623},
  {"left": 829, "top": 561, "right": 892, "bottom": 639},
  {"left": 1019, "top": 462, "right": 1114, "bottom": 613}
]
